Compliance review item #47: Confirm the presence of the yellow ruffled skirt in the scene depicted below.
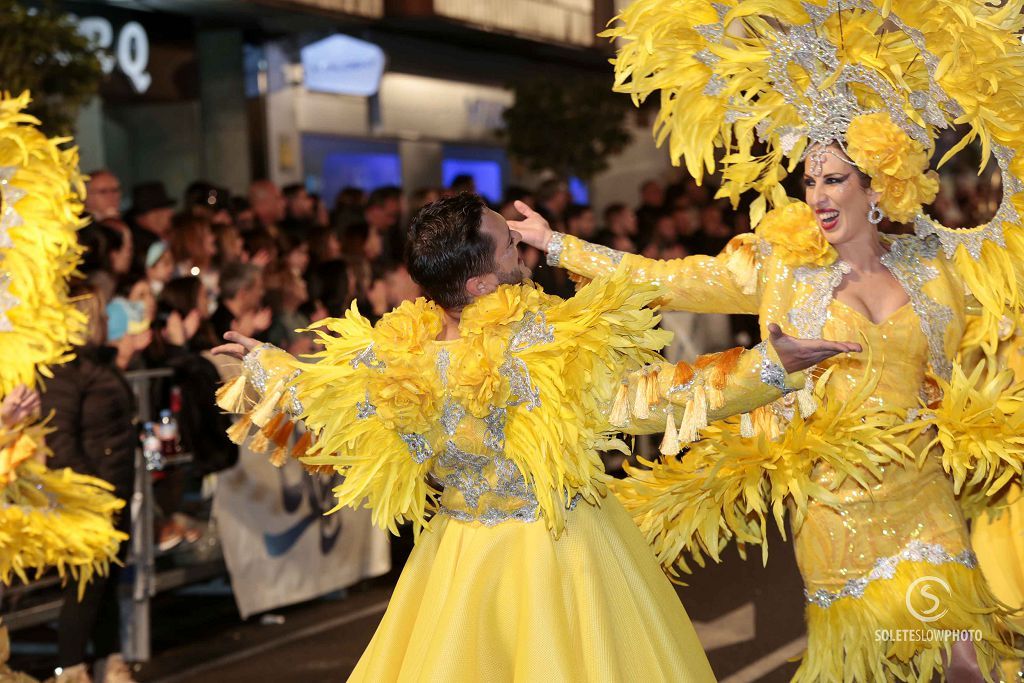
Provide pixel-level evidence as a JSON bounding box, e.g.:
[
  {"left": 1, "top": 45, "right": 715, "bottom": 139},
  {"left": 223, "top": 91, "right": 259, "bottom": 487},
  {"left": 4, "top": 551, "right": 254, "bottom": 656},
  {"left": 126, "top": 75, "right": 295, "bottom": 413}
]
[{"left": 349, "top": 495, "right": 714, "bottom": 682}]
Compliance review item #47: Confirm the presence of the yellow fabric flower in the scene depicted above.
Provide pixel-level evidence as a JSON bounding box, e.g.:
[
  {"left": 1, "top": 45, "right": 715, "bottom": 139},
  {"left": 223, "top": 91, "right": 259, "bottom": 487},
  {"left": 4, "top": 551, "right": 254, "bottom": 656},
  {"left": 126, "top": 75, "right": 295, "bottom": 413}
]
[
  {"left": 755, "top": 201, "right": 837, "bottom": 266},
  {"left": 846, "top": 113, "right": 939, "bottom": 223},
  {"left": 449, "top": 333, "right": 511, "bottom": 418},
  {"left": 374, "top": 298, "right": 443, "bottom": 356},
  {"left": 459, "top": 283, "right": 546, "bottom": 335},
  {"left": 368, "top": 360, "right": 443, "bottom": 433}
]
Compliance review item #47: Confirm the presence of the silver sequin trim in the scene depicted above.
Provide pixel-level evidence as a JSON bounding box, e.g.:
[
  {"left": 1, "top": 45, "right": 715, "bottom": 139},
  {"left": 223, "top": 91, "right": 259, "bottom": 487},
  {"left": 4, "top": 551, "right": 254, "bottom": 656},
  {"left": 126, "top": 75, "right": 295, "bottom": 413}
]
[
  {"left": 805, "top": 540, "right": 978, "bottom": 608},
  {"left": 546, "top": 231, "right": 566, "bottom": 267},
  {"left": 242, "top": 344, "right": 304, "bottom": 415},
  {"left": 436, "top": 348, "right": 451, "bottom": 385},
  {"left": 400, "top": 433, "right": 433, "bottom": 464},
  {"left": 580, "top": 240, "right": 625, "bottom": 266},
  {"left": 508, "top": 310, "right": 555, "bottom": 352},
  {"left": 351, "top": 343, "right": 386, "bottom": 370},
  {"left": 355, "top": 391, "right": 376, "bottom": 420},
  {"left": 439, "top": 399, "right": 466, "bottom": 436},
  {"left": 788, "top": 261, "right": 851, "bottom": 338},
  {"left": 880, "top": 236, "right": 953, "bottom": 380},
  {"left": 756, "top": 340, "right": 791, "bottom": 394},
  {"left": 437, "top": 441, "right": 491, "bottom": 509},
  {"left": 483, "top": 406, "right": 507, "bottom": 452}
]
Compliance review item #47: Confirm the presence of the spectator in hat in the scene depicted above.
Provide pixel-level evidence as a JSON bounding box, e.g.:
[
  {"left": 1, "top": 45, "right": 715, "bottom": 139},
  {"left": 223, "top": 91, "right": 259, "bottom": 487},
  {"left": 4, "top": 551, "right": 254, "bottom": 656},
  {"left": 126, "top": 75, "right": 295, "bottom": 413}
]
[
  {"left": 184, "top": 181, "right": 232, "bottom": 226},
  {"left": 128, "top": 181, "right": 176, "bottom": 275},
  {"left": 144, "top": 241, "right": 174, "bottom": 297}
]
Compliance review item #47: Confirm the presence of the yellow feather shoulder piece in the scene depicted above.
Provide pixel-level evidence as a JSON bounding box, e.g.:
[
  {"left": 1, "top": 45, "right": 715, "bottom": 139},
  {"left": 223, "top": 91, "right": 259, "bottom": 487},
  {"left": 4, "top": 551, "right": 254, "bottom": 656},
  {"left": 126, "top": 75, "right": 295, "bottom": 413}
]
[
  {"left": 505, "top": 268, "right": 672, "bottom": 535},
  {"left": 0, "top": 92, "right": 86, "bottom": 394}
]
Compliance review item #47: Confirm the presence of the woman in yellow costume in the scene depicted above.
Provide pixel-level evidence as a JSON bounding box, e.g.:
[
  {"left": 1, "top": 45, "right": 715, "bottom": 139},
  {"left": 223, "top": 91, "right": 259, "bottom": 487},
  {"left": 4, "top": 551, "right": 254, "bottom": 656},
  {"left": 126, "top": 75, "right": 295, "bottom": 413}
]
[
  {"left": 512, "top": 0, "right": 1024, "bottom": 680},
  {"left": 0, "top": 93, "right": 127, "bottom": 678},
  {"left": 211, "top": 192, "right": 856, "bottom": 681}
]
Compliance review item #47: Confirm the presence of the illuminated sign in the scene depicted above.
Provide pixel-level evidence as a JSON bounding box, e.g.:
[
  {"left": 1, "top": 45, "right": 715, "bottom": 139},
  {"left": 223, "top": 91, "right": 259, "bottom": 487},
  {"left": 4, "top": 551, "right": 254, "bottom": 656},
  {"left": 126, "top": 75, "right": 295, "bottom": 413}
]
[
  {"left": 301, "top": 34, "right": 385, "bottom": 97},
  {"left": 73, "top": 16, "right": 152, "bottom": 94}
]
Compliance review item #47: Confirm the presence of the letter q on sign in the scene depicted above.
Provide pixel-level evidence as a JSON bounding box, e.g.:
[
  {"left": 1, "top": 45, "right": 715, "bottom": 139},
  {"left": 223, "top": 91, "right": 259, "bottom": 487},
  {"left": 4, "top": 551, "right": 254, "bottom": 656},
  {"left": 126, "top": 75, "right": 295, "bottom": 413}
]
[{"left": 73, "top": 16, "right": 152, "bottom": 94}]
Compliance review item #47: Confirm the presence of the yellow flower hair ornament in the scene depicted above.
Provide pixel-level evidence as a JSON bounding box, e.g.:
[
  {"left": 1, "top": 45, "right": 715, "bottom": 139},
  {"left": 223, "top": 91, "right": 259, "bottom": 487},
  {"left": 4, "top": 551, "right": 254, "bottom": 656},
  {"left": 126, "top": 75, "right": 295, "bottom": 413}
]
[
  {"left": 754, "top": 201, "right": 837, "bottom": 267},
  {"left": 846, "top": 113, "right": 940, "bottom": 224}
]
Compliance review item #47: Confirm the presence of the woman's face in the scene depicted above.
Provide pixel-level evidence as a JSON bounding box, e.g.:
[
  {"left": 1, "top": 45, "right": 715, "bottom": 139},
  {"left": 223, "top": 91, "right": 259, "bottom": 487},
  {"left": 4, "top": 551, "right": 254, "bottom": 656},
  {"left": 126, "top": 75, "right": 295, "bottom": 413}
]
[
  {"left": 148, "top": 250, "right": 174, "bottom": 284},
  {"left": 803, "top": 145, "right": 879, "bottom": 246},
  {"left": 129, "top": 280, "right": 156, "bottom": 322},
  {"left": 287, "top": 243, "right": 310, "bottom": 274},
  {"left": 364, "top": 229, "right": 383, "bottom": 261}
]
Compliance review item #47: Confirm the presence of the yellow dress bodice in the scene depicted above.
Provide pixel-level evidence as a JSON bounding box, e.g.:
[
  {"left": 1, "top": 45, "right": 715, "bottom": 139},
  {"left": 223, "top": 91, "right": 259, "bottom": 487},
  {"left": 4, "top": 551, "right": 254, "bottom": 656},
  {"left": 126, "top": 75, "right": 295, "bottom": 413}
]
[{"left": 796, "top": 301, "right": 969, "bottom": 597}]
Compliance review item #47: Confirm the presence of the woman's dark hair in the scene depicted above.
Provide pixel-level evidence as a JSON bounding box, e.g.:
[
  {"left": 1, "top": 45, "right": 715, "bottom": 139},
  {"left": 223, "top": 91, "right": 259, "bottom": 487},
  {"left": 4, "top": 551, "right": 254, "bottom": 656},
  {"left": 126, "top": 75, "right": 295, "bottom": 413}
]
[
  {"left": 340, "top": 221, "right": 371, "bottom": 258},
  {"left": 78, "top": 223, "right": 123, "bottom": 273},
  {"left": 159, "top": 276, "right": 203, "bottom": 316},
  {"left": 307, "top": 259, "right": 350, "bottom": 318},
  {"left": 405, "top": 193, "right": 493, "bottom": 310}
]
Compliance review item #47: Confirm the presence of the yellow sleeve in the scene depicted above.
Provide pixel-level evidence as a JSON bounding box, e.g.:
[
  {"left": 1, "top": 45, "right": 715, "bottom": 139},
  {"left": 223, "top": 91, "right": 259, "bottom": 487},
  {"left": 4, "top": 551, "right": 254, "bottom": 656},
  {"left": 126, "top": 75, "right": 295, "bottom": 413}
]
[
  {"left": 615, "top": 342, "right": 804, "bottom": 449},
  {"left": 548, "top": 232, "right": 763, "bottom": 314},
  {"left": 217, "top": 307, "right": 439, "bottom": 535}
]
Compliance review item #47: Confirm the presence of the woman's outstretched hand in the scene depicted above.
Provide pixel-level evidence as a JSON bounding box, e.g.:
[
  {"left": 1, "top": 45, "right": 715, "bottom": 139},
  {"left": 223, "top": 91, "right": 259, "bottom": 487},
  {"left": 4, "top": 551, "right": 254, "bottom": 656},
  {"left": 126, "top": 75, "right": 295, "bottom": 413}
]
[{"left": 768, "top": 323, "right": 862, "bottom": 374}]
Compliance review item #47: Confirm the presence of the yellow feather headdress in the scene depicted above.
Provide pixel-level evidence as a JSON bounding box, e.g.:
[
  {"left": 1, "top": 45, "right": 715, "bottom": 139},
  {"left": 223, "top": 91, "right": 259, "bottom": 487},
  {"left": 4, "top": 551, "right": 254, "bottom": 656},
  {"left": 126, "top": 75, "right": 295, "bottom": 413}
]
[{"left": 606, "top": 0, "right": 1024, "bottom": 342}]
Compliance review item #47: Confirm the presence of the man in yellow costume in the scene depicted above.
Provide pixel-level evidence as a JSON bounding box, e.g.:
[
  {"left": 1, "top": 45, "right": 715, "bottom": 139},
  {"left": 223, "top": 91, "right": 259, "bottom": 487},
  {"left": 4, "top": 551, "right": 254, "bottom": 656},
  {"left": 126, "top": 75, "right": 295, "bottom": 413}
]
[{"left": 212, "top": 192, "right": 857, "bottom": 681}]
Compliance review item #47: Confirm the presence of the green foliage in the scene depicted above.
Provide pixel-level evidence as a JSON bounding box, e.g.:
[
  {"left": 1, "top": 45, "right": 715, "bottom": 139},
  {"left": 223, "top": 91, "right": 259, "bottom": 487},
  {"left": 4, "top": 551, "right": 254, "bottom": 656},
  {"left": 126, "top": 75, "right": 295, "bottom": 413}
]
[
  {"left": 502, "top": 76, "right": 632, "bottom": 180},
  {"left": 0, "top": 1, "right": 103, "bottom": 136}
]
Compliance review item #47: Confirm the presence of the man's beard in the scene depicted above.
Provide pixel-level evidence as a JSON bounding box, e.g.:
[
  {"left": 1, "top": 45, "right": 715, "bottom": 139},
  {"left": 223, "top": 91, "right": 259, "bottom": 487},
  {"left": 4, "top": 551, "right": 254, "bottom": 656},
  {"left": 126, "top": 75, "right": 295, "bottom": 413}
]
[{"left": 495, "top": 262, "right": 527, "bottom": 286}]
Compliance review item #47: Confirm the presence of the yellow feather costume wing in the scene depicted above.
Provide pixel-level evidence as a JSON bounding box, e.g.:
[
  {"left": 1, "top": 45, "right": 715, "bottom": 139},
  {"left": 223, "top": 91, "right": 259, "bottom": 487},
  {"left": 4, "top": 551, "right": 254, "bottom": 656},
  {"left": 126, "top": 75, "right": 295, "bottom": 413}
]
[{"left": 0, "top": 93, "right": 124, "bottom": 588}]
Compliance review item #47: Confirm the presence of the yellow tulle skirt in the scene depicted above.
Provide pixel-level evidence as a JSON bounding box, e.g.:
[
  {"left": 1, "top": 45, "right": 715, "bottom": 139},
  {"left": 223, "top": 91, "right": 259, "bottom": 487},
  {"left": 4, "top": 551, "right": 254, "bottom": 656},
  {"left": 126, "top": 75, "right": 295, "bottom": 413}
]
[{"left": 349, "top": 495, "right": 715, "bottom": 682}]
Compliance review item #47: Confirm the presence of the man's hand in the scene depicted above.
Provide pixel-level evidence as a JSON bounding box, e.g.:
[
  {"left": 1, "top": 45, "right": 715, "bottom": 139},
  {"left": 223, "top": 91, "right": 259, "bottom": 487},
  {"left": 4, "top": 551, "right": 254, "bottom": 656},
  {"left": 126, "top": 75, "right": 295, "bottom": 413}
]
[
  {"left": 212, "top": 331, "right": 261, "bottom": 360},
  {"left": 1, "top": 385, "right": 40, "bottom": 428},
  {"left": 506, "top": 201, "right": 554, "bottom": 251},
  {"left": 768, "top": 323, "right": 861, "bottom": 374}
]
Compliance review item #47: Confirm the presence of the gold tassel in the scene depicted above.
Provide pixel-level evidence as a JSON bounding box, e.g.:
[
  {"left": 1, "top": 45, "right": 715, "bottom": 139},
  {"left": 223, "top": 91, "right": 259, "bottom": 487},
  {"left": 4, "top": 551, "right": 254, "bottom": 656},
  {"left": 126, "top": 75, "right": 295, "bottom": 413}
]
[
  {"left": 646, "top": 367, "right": 661, "bottom": 406},
  {"left": 251, "top": 380, "right": 285, "bottom": 428},
  {"left": 705, "top": 385, "right": 726, "bottom": 412},
  {"left": 269, "top": 445, "right": 288, "bottom": 468},
  {"left": 249, "top": 428, "right": 270, "bottom": 454},
  {"left": 679, "top": 383, "right": 708, "bottom": 443},
  {"left": 659, "top": 412, "right": 680, "bottom": 455},
  {"left": 740, "top": 412, "right": 754, "bottom": 438},
  {"left": 633, "top": 374, "right": 651, "bottom": 420},
  {"left": 609, "top": 381, "right": 630, "bottom": 427},
  {"left": 261, "top": 412, "right": 286, "bottom": 440},
  {"left": 797, "top": 379, "right": 818, "bottom": 418},
  {"left": 226, "top": 415, "right": 252, "bottom": 445},
  {"left": 215, "top": 374, "right": 248, "bottom": 413},
  {"left": 291, "top": 430, "right": 313, "bottom": 458},
  {"left": 271, "top": 418, "right": 295, "bottom": 448}
]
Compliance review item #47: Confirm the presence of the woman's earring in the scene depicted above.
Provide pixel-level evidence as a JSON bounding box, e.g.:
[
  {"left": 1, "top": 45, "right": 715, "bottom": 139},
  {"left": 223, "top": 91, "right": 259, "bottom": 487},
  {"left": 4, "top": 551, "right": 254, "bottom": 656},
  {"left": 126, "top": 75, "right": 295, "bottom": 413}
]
[{"left": 868, "top": 201, "right": 884, "bottom": 224}]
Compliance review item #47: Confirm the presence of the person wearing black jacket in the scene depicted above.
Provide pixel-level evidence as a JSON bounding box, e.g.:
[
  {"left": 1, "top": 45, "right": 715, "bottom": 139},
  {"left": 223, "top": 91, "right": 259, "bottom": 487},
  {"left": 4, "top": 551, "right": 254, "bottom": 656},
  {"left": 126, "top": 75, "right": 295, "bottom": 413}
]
[{"left": 41, "top": 285, "right": 138, "bottom": 683}]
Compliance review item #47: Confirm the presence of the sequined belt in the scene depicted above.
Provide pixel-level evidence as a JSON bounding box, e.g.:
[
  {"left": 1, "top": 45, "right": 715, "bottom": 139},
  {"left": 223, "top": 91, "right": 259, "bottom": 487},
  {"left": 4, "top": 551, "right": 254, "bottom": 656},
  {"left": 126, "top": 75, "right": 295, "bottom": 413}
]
[
  {"left": 804, "top": 540, "right": 978, "bottom": 608},
  {"left": 438, "top": 493, "right": 583, "bottom": 527}
]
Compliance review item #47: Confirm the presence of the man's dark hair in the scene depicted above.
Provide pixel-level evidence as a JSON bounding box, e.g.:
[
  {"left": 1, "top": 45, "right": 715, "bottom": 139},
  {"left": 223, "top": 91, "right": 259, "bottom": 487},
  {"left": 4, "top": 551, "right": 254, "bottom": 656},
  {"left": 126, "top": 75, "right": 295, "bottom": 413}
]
[
  {"left": 603, "top": 202, "right": 628, "bottom": 223},
  {"left": 565, "top": 203, "right": 592, "bottom": 223},
  {"left": 220, "top": 262, "right": 260, "bottom": 301},
  {"left": 282, "top": 183, "right": 306, "bottom": 198},
  {"left": 406, "top": 193, "right": 493, "bottom": 310},
  {"left": 367, "top": 186, "right": 402, "bottom": 208}
]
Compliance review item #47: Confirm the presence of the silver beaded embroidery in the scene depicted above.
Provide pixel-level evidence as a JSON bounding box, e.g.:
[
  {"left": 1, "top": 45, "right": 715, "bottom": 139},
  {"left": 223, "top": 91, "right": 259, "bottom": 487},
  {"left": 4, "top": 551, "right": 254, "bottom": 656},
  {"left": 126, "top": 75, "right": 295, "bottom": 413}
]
[
  {"left": 436, "top": 348, "right": 451, "bottom": 385},
  {"left": 501, "top": 356, "right": 541, "bottom": 410},
  {"left": 546, "top": 231, "right": 566, "bottom": 267},
  {"left": 242, "top": 344, "right": 275, "bottom": 394},
  {"left": 439, "top": 399, "right": 466, "bottom": 436},
  {"left": 483, "top": 406, "right": 507, "bottom": 452},
  {"left": 880, "top": 236, "right": 953, "bottom": 380},
  {"left": 437, "top": 441, "right": 490, "bottom": 509},
  {"left": 0, "top": 166, "right": 25, "bottom": 250},
  {"left": 580, "top": 240, "right": 625, "bottom": 266},
  {"left": 756, "top": 340, "right": 791, "bottom": 394},
  {"left": 788, "top": 261, "right": 851, "bottom": 338},
  {"left": 805, "top": 540, "right": 978, "bottom": 608},
  {"left": 508, "top": 310, "right": 555, "bottom": 352},
  {"left": 355, "top": 391, "right": 376, "bottom": 420},
  {"left": 351, "top": 343, "right": 386, "bottom": 370},
  {"left": 400, "top": 433, "right": 433, "bottom": 464}
]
